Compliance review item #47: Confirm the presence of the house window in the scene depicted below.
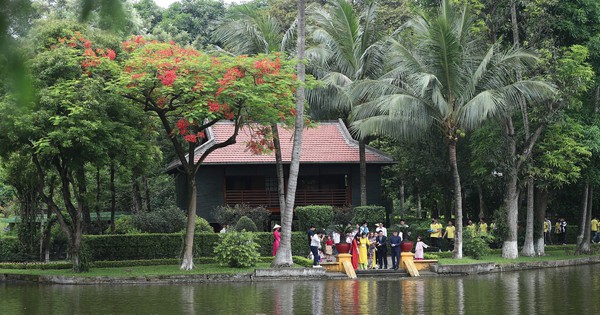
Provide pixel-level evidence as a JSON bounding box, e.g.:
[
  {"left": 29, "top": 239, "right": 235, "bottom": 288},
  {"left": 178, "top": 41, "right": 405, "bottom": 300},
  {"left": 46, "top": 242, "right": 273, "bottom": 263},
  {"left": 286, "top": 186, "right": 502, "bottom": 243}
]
[{"left": 265, "top": 177, "right": 278, "bottom": 191}]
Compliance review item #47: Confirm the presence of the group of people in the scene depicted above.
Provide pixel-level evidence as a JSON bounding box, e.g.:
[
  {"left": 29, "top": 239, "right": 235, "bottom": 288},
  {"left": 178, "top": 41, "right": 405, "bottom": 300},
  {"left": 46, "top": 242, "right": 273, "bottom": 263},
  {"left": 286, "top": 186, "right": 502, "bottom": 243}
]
[{"left": 542, "top": 217, "right": 568, "bottom": 245}]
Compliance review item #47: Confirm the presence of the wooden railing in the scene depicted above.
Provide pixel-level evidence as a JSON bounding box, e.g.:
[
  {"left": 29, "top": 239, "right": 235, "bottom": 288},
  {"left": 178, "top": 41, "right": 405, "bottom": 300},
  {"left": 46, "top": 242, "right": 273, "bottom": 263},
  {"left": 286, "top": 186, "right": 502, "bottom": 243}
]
[{"left": 225, "top": 189, "right": 349, "bottom": 208}]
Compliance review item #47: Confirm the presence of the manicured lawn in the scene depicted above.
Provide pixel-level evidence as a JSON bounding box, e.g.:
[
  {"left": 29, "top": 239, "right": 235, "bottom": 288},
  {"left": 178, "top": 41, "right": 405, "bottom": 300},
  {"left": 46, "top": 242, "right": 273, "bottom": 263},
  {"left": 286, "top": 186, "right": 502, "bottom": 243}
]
[
  {"left": 0, "top": 263, "right": 274, "bottom": 277},
  {"left": 438, "top": 250, "right": 599, "bottom": 265}
]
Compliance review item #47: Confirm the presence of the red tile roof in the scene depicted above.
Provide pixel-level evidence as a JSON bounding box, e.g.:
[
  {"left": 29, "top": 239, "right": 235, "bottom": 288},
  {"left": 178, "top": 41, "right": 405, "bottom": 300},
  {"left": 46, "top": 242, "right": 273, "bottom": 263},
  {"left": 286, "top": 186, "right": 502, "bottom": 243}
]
[{"left": 167, "top": 119, "right": 393, "bottom": 169}]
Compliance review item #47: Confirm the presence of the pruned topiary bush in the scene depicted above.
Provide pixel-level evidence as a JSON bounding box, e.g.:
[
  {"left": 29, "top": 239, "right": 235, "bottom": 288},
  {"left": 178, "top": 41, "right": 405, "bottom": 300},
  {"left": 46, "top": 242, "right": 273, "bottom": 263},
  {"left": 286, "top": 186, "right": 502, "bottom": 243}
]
[
  {"left": 214, "top": 231, "right": 260, "bottom": 268},
  {"left": 235, "top": 216, "right": 258, "bottom": 232},
  {"left": 194, "top": 216, "right": 214, "bottom": 233},
  {"left": 295, "top": 205, "right": 333, "bottom": 230},
  {"left": 131, "top": 206, "right": 186, "bottom": 233}
]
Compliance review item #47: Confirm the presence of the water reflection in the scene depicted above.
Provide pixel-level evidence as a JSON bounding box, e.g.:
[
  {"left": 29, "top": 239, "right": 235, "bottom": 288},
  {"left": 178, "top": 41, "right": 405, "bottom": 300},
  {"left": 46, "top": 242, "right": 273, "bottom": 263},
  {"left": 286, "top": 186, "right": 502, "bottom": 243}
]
[{"left": 2, "top": 264, "right": 600, "bottom": 314}]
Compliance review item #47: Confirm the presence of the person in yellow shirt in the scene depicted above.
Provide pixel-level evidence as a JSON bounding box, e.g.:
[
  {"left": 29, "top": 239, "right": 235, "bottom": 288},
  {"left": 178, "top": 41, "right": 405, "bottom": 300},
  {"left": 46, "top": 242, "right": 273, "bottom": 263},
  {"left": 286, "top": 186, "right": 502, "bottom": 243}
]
[
  {"left": 429, "top": 218, "right": 443, "bottom": 252},
  {"left": 543, "top": 218, "right": 550, "bottom": 244},
  {"left": 479, "top": 218, "right": 488, "bottom": 236},
  {"left": 591, "top": 217, "right": 599, "bottom": 244},
  {"left": 443, "top": 221, "right": 455, "bottom": 251},
  {"left": 466, "top": 220, "right": 477, "bottom": 237}
]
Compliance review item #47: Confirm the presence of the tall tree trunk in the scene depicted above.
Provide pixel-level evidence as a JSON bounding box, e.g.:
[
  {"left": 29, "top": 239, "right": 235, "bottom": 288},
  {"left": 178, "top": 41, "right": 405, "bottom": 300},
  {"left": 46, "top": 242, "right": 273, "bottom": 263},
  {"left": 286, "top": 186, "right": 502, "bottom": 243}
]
[
  {"left": 272, "top": 123, "right": 286, "bottom": 211},
  {"left": 449, "top": 141, "right": 463, "bottom": 259},
  {"left": 76, "top": 168, "right": 91, "bottom": 233},
  {"left": 132, "top": 176, "right": 142, "bottom": 214},
  {"left": 359, "top": 140, "right": 367, "bottom": 206},
  {"left": 110, "top": 163, "right": 116, "bottom": 233},
  {"left": 521, "top": 178, "right": 535, "bottom": 256},
  {"left": 502, "top": 117, "right": 520, "bottom": 259},
  {"left": 576, "top": 183, "right": 590, "bottom": 254},
  {"left": 534, "top": 188, "right": 548, "bottom": 255},
  {"left": 96, "top": 167, "right": 101, "bottom": 227},
  {"left": 416, "top": 190, "right": 422, "bottom": 219},
  {"left": 399, "top": 179, "right": 405, "bottom": 215},
  {"left": 272, "top": 0, "right": 306, "bottom": 267},
  {"left": 478, "top": 184, "right": 485, "bottom": 219},
  {"left": 143, "top": 175, "right": 151, "bottom": 212},
  {"left": 180, "top": 172, "right": 198, "bottom": 270},
  {"left": 444, "top": 188, "right": 452, "bottom": 221}
]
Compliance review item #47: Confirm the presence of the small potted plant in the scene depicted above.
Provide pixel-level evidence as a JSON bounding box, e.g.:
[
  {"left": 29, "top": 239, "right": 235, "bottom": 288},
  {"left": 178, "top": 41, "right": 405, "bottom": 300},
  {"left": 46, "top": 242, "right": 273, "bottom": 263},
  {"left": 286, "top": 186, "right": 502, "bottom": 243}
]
[{"left": 328, "top": 224, "right": 355, "bottom": 254}]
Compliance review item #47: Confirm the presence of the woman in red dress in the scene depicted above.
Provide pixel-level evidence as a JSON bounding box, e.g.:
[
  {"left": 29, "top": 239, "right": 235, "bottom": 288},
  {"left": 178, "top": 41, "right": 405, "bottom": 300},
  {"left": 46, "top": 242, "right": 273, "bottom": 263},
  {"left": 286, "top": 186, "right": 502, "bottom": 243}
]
[
  {"left": 351, "top": 234, "right": 360, "bottom": 270},
  {"left": 272, "top": 224, "right": 281, "bottom": 256}
]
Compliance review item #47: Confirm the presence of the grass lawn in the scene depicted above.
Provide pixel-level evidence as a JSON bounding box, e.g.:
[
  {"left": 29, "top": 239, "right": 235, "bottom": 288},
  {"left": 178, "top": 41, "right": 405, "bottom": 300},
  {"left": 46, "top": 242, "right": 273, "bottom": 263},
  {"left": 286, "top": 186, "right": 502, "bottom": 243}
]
[
  {"left": 0, "top": 263, "right": 274, "bottom": 277},
  {"left": 438, "top": 250, "right": 599, "bottom": 265}
]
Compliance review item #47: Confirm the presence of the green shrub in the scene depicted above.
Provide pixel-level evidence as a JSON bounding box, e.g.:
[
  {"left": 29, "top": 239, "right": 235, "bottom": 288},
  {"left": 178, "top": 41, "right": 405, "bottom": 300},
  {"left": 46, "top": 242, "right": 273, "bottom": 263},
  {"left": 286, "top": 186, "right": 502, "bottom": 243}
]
[
  {"left": 131, "top": 206, "right": 186, "bottom": 233},
  {"left": 295, "top": 205, "right": 333, "bottom": 230},
  {"left": 214, "top": 231, "right": 260, "bottom": 268},
  {"left": 0, "top": 236, "right": 25, "bottom": 262},
  {"left": 292, "top": 255, "right": 314, "bottom": 267},
  {"left": 352, "top": 205, "right": 386, "bottom": 228},
  {"left": 212, "top": 204, "right": 271, "bottom": 231},
  {"left": 463, "top": 233, "right": 491, "bottom": 259},
  {"left": 235, "top": 216, "right": 258, "bottom": 232},
  {"left": 111, "top": 215, "right": 140, "bottom": 234},
  {"left": 195, "top": 217, "right": 214, "bottom": 233},
  {"left": 332, "top": 206, "right": 354, "bottom": 225}
]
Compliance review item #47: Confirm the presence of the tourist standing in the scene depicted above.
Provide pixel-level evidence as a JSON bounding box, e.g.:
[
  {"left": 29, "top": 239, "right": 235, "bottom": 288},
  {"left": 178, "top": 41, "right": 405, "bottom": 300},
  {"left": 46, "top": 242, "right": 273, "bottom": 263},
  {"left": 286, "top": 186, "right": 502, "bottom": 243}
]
[
  {"left": 358, "top": 233, "right": 370, "bottom": 270},
  {"left": 429, "top": 218, "right": 442, "bottom": 252},
  {"left": 367, "top": 231, "right": 377, "bottom": 269},
  {"left": 466, "top": 220, "right": 477, "bottom": 237},
  {"left": 544, "top": 217, "right": 551, "bottom": 244},
  {"left": 351, "top": 234, "right": 359, "bottom": 270},
  {"left": 414, "top": 236, "right": 429, "bottom": 260},
  {"left": 325, "top": 235, "right": 334, "bottom": 260},
  {"left": 376, "top": 223, "right": 388, "bottom": 237},
  {"left": 559, "top": 218, "right": 567, "bottom": 245},
  {"left": 592, "top": 217, "right": 599, "bottom": 243},
  {"left": 310, "top": 230, "right": 324, "bottom": 267},
  {"left": 389, "top": 230, "right": 402, "bottom": 270},
  {"left": 307, "top": 225, "right": 315, "bottom": 246},
  {"left": 375, "top": 231, "right": 388, "bottom": 269},
  {"left": 360, "top": 222, "right": 369, "bottom": 235},
  {"left": 479, "top": 218, "right": 488, "bottom": 237},
  {"left": 443, "top": 221, "right": 455, "bottom": 252},
  {"left": 272, "top": 224, "right": 281, "bottom": 256}
]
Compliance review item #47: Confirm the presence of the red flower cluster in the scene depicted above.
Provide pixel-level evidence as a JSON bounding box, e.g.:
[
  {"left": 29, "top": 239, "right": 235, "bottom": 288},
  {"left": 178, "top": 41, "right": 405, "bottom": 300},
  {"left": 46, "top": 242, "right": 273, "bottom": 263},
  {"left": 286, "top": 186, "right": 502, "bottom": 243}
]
[
  {"left": 158, "top": 69, "right": 177, "bottom": 86},
  {"left": 253, "top": 58, "right": 281, "bottom": 84},
  {"left": 176, "top": 118, "right": 189, "bottom": 135}
]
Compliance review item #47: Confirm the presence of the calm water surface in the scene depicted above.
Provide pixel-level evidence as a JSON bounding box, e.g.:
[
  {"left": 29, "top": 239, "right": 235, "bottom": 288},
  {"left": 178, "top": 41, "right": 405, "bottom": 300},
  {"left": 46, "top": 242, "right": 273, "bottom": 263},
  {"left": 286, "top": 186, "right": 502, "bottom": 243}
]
[{"left": 2, "top": 264, "right": 600, "bottom": 314}]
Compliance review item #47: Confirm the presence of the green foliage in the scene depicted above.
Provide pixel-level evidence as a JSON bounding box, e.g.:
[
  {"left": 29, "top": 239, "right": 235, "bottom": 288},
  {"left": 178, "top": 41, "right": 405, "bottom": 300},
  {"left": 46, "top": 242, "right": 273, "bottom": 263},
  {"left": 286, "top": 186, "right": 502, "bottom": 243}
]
[
  {"left": 214, "top": 231, "right": 260, "bottom": 268},
  {"left": 131, "top": 207, "right": 186, "bottom": 234},
  {"left": 291, "top": 255, "right": 314, "bottom": 267},
  {"left": 352, "top": 206, "right": 386, "bottom": 228},
  {"left": 295, "top": 205, "right": 334, "bottom": 230},
  {"left": 235, "top": 216, "right": 258, "bottom": 232},
  {"left": 332, "top": 206, "right": 354, "bottom": 225},
  {"left": 0, "top": 237, "right": 25, "bottom": 262},
  {"left": 463, "top": 232, "right": 492, "bottom": 260},
  {"left": 195, "top": 216, "right": 214, "bottom": 233},
  {"left": 111, "top": 215, "right": 140, "bottom": 234},
  {"left": 213, "top": 204, "right": 271, "bottom": 231}
]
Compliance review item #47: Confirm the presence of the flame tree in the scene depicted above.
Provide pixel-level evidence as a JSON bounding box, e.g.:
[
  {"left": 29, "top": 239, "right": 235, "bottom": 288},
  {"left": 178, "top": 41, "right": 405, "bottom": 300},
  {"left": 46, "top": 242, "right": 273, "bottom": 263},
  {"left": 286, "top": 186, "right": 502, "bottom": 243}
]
[{"left": 102, "top": 38, "right": 299, "bottom": 270}]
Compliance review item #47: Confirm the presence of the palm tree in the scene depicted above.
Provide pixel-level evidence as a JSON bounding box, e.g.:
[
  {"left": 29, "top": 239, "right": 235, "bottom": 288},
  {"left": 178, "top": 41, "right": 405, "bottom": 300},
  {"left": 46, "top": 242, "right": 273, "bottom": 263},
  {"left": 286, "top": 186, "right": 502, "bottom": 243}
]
[
  {"left": 213, "top": 4, "right": 303, "bottom": 267},
  {"left": 351, "top": 0, "right": 555, "bottom": 258},
  {"left": 306, "top": 0, "right": 386, "bottom": 205}
]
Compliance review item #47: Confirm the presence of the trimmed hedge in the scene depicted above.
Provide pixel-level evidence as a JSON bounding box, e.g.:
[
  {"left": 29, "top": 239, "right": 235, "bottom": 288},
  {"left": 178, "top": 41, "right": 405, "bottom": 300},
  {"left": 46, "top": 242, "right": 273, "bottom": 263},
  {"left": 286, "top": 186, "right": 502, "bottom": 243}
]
[
  {"left": 83, "top": 232, "right": 310, "bottom": 261},
  {"left": 352, "top": 205, "right": 386, "bottom": 228},
  {"left": 295, "top": 205, "right": 334, "bottom": 230}
]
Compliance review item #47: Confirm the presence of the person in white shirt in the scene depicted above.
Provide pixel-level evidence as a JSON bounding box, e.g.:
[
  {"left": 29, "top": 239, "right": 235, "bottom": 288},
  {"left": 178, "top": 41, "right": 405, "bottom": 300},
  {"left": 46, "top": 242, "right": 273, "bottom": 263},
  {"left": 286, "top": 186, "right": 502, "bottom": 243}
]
[
  {"left": 375, "top": 223, "right": 387, "bottom": 237},
  {"left": 310, "top": 231, "right": 324, "bottom": 267},
  {"left": 219, "top": 224, "right": 228, "bottom": 233}
]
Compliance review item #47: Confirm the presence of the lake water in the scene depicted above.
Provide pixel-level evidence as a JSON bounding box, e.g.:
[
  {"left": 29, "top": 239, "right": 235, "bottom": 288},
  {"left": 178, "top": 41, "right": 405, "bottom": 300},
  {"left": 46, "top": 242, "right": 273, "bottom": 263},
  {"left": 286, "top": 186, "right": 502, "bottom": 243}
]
[{"left": 2, "top": 264, "right": 600, "bottom": 314}]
